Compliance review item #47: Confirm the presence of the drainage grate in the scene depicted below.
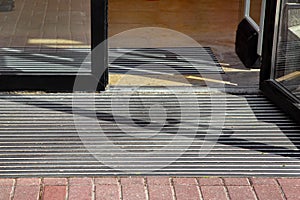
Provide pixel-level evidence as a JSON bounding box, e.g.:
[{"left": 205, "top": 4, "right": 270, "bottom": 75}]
[
  {"left": 0, "top": 47, "right": 223, "bottom": 75},
  {"left": 0, "top": 91, "right": 299, "bottom": 177}
]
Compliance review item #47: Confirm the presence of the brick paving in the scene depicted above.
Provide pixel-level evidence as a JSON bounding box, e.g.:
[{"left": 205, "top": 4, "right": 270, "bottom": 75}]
[{"left": 0, "top": 177, "right": 299, "bottom": 199}]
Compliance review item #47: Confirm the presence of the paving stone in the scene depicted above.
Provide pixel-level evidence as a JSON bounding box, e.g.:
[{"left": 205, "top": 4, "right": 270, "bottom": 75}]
[
  {"left": 14, "top": 186, "right": 40, "bottom": 200},
  {"left": 174, "top": 184, "right": 201, "bottom": 200},
  {"left": 280, "top": 186, "right": 300, "bottom": 200},
  {"left": 69, "top": 185, "right": 93, "bottom": 200},
  {"left": 43, "top": 178, "right": 67, "bottom": 185},
  {"left": 226, "top": 186, "right": 256, "bottom": 200},
  {"left": 147, "top": 177, "right": 170, "bottom": 185},
  {"left": 201, "top": 186, "right": 228, "bottom": 200},
  {"left": 122, "top": 183, "right": 147, "bottom": 200},
  {"left": 0, "top": 179, "right": 14, "bottom": 187},
  {"left": 95, "top": 178, "right": 118, "bottom": 185},
  {"left": 277, "top": 178, "right": 300, "bottom": 187},
  {"left": 147, "top": 177, "right": 172, "bottom": 200},
  {"left": 69, "top": 178, "right": 93, "bottom": 185},
  {"left": 43, "top": 185, "right": 67, "bottom": 200},
  {"left": 173, "top": 178, "right": 198, "bottom": 185},
  {"left": 121, "top": 177, "right": 144, "bottom": 185},
  {"left": 198, "top": 178, "right": 224, "bottom": 186},
  {"left": 148, "top": 184, "right": 173, "bottom": 200},
  {"left": 253, "top": 185, "right": 284, "bottom": 200},
  {"left": 0, "top": 187, "right": 13, "bottom": 200},
  {"left": 250, "top": 178, "right": 278, "bottom": 185},
  {"left": 223, "top": 178, "right": 250, "bottom": 186},
  {"left": 1, "top": 177, "right": 300, "bottom": 200},
  {"left": 16, "top": 178, "right": 40, "bottom": 186},
  {"left": 95, "top": 185, "right": 120, "bottom": 200}
]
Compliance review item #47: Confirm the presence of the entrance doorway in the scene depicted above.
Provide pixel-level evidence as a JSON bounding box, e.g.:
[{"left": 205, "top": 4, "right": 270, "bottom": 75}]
[
  {"left": 0, "top": 0, "right": 299, "bottom": 122},
  {"left": 108, "top": 0, "right": 256, "bottom": 87}
]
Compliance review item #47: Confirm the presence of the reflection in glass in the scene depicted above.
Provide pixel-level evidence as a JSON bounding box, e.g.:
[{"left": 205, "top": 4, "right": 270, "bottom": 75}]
[
  {"left": 274, "top": 0, "right": 300, "bottom": 99},
  {"left": 0, "top": 0, "right": 91, "bottom": 74}
]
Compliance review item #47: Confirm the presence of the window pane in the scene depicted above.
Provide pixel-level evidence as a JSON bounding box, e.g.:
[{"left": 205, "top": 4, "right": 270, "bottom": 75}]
[
  {"left": 0, "top": 0, "right": 91, "bottom": 74},
  {"left": 274, "top": 0, "right": 300, "bottom": 99}
]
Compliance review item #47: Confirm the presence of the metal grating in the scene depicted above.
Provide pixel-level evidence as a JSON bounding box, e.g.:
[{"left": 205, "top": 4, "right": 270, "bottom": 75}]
[
  {"left": 0, "top": 91, "right": 299, "bottom": 177},
  {"left": 109, "top": 47, "right": 223, "bottom": 75},
  {"left": 0, "top": 47, "right": 91, "bottom": 75},
  {"left": 0, "top": 47, "right": 223, "bottom": 75}
]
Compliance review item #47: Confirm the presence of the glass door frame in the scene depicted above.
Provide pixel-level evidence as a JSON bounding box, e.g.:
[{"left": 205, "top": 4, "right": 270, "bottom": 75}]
[
  {"left": 243, "top": 0, "right": 267, "bottom": 56},
  {"left": 260, "top": 0, "right": 300, "bottom": 123},
  {"left": 0, "top": 0, "right": 108, "bottom": 92}
]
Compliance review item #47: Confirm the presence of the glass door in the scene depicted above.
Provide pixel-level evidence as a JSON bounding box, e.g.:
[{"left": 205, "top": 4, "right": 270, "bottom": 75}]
[
  {"left": 0, "top": 0, "right": 107, "bottom": 91},
  {"left": 260, "top": 0, "right": 300, "bottom": 123}
]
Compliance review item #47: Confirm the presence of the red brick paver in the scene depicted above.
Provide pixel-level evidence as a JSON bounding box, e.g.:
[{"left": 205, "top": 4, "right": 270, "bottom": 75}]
[
  {"left": 201, "top": 186, "right": 228, "bottom": 200},
  {"left": 198, "top": 177, "right": 224, "bottom": 186},
  {"left": 223, "top": 178, "right": 250, "bottom": 186},
  {"left": 121, "top": 177, "right": 147, "bottom": 200},
  {"left": 253, "top": 185, "right": 284, "bottom": 200},
  {"left": 147, "top": 177, "right": 173, "bottom": 200},
  {"left": 173, "top": 178, "right": 201, "bottom": 200},
  {"left": 226, "top": 186, "right": 256, "bottom": 200},
  {"left": 14, "top": 178, "right": 40, "bottom": 200},
  {"left": 95, "top": 177, "right": 120, "bottom": 200},
  {"left": 278, "top": 179, "right": 300, "bottom": 200},
  {"left": 0, "top": 179, "right": 13, "bottom": 200},
  {"left": 0, "top": 177, "right": 299, "bottom": 199},
  {"left": 43, "top": 185, "right": 67, "bottom": 200},
  {"left": 44, "top": 178, "right": 67, "bottom": 186}
]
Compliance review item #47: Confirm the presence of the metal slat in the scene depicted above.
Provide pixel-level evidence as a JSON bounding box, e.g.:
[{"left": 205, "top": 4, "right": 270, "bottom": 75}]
[
  {"left": 0, "top": 92, "right": 299, "bottom": 177},
  {"left": 0, "top": 47, "right": 223, "bottom": 75}
]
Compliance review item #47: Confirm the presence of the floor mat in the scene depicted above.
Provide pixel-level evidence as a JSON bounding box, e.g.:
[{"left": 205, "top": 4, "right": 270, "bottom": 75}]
[
  {"left": 0, "top": 91, "right": 299, "bottom": 177},
  {"left": 109, "top": 47, "right": 223, "bottom": 75},
  {"left": 0, "top": 47, "right": 223, "bottom": 75}
]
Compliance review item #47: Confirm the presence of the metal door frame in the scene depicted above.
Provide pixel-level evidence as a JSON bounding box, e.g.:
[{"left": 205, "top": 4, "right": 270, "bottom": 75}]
[
  {"left": 260, "top": 0, "right": 300, "bottom": 123},
  {"left": 0, "top": 0, "right": 108, "bottom": 92},
  {"left": 243, "top": 0, "right": 267, "bottom": 56}
]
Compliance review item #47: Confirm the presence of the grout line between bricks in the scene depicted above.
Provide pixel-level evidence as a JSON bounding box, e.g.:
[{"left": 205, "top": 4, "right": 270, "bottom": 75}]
[
  {"left": 65, "top": 178, "right": 69, "bottom": 200},
  {"left": 9, "top": 178, "right": 16, "bottom": 200},
  {"left": 92, "top": 177, "right": 96, "bottom": 200},
  {"left": 144, "top": 177, "right": 150, "bottom": 200},
  {"left": 195, "top": 178, "right": 204, "bottom": 200},
  {"left": 169, "top": 177, "right": 177, "bottom": 200},
  {"left": 117, "top": 177, "right": 122, "bottom": 200},
  {"left": 221, "top": 178, "right": 231, "bottom": 200},
  {"left": 249, "top": 178, "right": 263, "bottom": 200},
  {"left": 247, "top": 178, "right": 259, "bottom": 200},
  {"left": 39, "top": 178, "right": 44, "bottom": 200},
  {"left": 246, "top": 177, "right": 251, "bottom": 186},
  {"left": 275, "top": 179, "right": 287, "bottom": 200}
]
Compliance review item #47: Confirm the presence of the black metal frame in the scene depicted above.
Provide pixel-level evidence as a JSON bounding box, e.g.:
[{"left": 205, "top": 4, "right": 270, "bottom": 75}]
[
  {"left": 0, "top": 0, "right": 108, "bottom": 92},
  {"left": 260, "top": 0, "right": 300, "bottom": 123}
]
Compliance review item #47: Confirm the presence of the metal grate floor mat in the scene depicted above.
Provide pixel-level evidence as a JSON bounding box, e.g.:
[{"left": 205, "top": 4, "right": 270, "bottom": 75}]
[
  {"left": 0, "top": 91, "right": 299, "bottom": 177},
  {"left": 0, "top": 47, "right": 223, "bottom": 75},
  {"left": 109, "top": 47, "right": 223, "bottom": 75}
]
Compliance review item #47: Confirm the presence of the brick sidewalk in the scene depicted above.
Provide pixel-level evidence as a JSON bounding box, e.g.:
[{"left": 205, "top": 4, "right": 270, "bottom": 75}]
[{"left": 0, "top": 177, "right": 299, "bottom": 200}]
